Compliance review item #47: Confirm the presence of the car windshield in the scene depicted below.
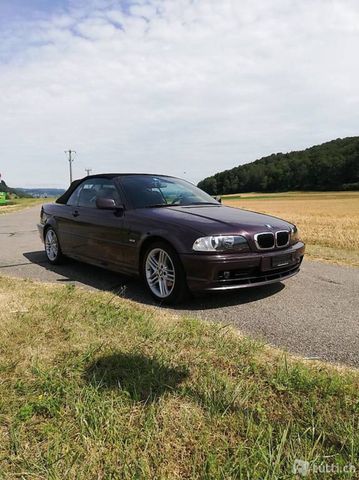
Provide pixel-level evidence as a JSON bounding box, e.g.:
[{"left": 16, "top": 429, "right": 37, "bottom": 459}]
[{"left": 119, "top": 175, "right": 219, "bottom": 209}]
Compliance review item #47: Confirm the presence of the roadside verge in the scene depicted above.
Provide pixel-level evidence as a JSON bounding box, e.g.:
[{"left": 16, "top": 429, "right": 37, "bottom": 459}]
[{"left": 1, "top": 276, "right": 358, "bottom": 478}]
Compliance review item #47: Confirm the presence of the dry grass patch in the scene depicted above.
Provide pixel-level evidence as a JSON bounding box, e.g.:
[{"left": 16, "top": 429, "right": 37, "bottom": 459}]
[
  {"left": 0, "top": 276, "right": 358, "bottom": 479},
  {"left": 0, "top": 197, "right": 54, "bottom": 215},
  {"left": 223, "top": 191, "right": 359, "bottom": 267}
]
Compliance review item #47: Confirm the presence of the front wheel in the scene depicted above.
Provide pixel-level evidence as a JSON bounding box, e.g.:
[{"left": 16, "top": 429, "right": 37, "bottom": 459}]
[
  {"left": 44, "top": 227, "right": 64, "bottom": 265},
  {"left": 142, "top": 241, "right": 189, "bottom": 304}
]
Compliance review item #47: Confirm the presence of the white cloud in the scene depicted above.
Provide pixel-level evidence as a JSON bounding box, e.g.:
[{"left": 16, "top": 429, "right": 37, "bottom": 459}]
[{"left": 0, "top": 0, "right": 359, "bottom": 188}]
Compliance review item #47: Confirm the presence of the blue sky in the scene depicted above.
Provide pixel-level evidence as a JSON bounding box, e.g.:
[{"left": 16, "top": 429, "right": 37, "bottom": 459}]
[
  {"left": 0, "top": 0, "right": 67, "bottom": 24},
  {"left": 0, "top": 0, "right": 359, "bottom": 188}
]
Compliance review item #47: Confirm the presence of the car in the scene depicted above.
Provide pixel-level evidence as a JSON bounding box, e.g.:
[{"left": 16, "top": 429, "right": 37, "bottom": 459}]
[{"left": 38, "top": 173, "right": 305, "bottom": 304}]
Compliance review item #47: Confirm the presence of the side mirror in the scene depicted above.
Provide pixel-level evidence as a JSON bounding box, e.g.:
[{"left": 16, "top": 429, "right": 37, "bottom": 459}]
[
  {"left": 96, "top": 197, "right": 116, "bottom": 209},
  {"left": 96, "top": 197, "right": 124, "bottom": 212}
]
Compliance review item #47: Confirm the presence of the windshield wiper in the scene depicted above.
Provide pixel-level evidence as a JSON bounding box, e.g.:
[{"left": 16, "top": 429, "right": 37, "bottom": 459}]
[
  {"left": 144, "top": 204, "right": 173, "bottom": 208},
  {"left": 186, "top": 202, "right": 219, "bottom": 206},
  {"left": 145, "top": 202, "right": 219, "bottom": 208}
]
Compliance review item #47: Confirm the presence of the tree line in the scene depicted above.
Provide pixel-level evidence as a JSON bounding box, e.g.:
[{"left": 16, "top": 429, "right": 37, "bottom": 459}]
[{"left": 197, "top": 137, "right": 359, "bottom": 195}]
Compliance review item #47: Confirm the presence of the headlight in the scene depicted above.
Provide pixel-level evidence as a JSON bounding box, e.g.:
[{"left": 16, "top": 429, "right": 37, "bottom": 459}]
[
  {"left": 192, "top": 235, "right": 249, "bottom": 252},
  {"left": 290, "top": 225, "right": 300, "bottom": 243}
]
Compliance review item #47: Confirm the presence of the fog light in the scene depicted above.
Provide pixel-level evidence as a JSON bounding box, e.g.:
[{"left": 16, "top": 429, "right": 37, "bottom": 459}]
[{"left": 223, "top": 271, "right": 231, "bottom": 279}]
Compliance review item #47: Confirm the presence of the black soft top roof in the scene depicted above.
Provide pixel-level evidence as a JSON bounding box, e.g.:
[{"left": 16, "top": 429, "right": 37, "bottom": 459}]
[{"left": 56, "top": 173, "right": 175, "bottom": 204}]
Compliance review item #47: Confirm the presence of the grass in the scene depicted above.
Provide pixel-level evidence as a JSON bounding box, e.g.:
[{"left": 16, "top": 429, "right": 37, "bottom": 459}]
[
  {"left": 0, "top": 276, "right": 358, "bottom": 479},
  {"left": 0, "top": 197, "right": 55, "bottom": 215},
  {"left": 223, "top": 191, "right": 359, "bottom": 267}
]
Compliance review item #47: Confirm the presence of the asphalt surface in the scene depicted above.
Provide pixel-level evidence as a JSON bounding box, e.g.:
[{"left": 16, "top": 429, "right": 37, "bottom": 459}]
[{"left": 1, "top": 206, "right": 358, "bottom": 367}]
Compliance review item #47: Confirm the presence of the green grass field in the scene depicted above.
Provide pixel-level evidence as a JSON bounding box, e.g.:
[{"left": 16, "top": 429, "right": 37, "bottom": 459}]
[{"left": 0, "top": 276, "right": 358, "bottom": 479}]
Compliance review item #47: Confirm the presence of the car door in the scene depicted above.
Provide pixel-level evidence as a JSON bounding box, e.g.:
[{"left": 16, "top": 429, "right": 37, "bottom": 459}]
[
  {"left": 59, "top": 178, "right": 127, "bottom": 268},
  {"left": 55, "top": 183, "right": 85, "bottom": 257}
]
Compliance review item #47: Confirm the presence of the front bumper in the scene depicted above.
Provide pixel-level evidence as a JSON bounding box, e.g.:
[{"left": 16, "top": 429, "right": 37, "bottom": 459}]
[{"left": 180, "top": 241, "right": 305, "bottom": 292}]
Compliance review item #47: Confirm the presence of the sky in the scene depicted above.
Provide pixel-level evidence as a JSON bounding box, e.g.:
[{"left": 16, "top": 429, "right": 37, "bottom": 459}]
[{"left": 0, "top": 0, "right": 358, "bottom": 188}]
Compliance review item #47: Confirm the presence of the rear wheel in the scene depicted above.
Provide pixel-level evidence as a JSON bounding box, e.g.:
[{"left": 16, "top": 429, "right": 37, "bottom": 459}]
[
  {"left": 45, "top": 227, "right": 64, "bottom": 265},
  {"left": 142, "top": 241, "right": 189, "bottom": 304}
]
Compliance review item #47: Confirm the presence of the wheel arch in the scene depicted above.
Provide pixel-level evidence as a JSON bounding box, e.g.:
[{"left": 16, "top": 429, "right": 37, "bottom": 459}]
[
  {"left": 138, "top": 236, "right": 179, "bottom": 275},
  {"left": 43, "top": 221, "right": 57, "bottom": 241},
  {"left": 139, "top": 235, "right": 190, "bottom": 303}
]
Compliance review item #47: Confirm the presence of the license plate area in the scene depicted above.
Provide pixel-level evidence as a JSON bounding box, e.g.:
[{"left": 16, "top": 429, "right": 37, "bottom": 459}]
[{"left": 271, "top": 253, "right": 294, "bottom": 268}]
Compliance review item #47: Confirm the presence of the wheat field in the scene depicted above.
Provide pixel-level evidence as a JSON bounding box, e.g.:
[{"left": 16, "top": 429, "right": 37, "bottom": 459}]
[{"left": 223, "top": 191, "right": 359, "bottom": 267}]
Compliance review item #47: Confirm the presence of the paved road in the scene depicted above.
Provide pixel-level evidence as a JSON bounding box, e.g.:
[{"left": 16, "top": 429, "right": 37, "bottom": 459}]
[{"left": 1, "top": 206, "right": 358, "bottom": 367}]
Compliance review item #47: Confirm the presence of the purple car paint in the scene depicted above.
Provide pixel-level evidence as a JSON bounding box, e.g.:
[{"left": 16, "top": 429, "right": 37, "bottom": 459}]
[{"left": 38, "top": 174, "right": 305, "bottom": 304}]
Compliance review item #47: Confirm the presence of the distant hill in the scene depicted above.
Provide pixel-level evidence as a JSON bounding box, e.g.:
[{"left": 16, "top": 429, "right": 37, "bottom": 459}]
[
  {"left": 17, "top": 188, "right": 66, "bottom": 198},
  {"left": 0, "top": 182, "right": 65, "bottom": 199},
  {"left": 0, "top": 180, "right": 29, "bottom": 198},
  {"left": 197, "top": 137, "right": 359, "bottom": 195}
]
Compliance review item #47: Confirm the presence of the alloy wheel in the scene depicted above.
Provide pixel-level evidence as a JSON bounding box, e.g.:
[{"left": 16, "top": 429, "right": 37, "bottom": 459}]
[
  {"left": 45, "top": 229, "right": 59, "bottom": 262},
  {"left": 145, "top": 248, "right": 176, "bottom": 298}
]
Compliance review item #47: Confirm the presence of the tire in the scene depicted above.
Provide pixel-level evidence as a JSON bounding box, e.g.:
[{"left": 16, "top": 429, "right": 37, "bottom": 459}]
[
  {"left": 142, "top": 241, "right": 189, "bottom": 304},
  {"left": 44, "top": 227, "right": 64, "bottom": 265}
]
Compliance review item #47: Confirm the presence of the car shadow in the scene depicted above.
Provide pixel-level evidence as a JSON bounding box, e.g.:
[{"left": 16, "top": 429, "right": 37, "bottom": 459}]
[
  {"left": 84, "top": 353, "right": 189, "bottom": 402},
  {"left": 23, "top": 250, "right": 285, "bottom": 311}
]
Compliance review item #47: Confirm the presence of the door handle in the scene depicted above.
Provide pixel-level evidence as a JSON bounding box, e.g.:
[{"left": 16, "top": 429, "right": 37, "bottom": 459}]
[{"left": 72, "top": 210, "right": 80, "bottom": 217}]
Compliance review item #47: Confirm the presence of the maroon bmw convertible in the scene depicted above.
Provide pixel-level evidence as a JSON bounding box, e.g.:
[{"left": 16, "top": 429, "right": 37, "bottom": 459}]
[{"left": 38, "top": 174, "right": 305, "bottom": 304}]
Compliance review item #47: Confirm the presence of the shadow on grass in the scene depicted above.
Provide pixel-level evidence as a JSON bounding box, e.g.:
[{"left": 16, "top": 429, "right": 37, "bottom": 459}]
[
  {"left": 84, "top": 353, "right": 189, "bottom": 402},
  {"left": 84, "top": 353, "right": 262, "bottom": 415}
]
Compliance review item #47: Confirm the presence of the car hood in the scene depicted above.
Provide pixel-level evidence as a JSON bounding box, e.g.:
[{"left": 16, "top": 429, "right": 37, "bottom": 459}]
[{"left": 147, "top": 204, "right": 293, "bottom": 236}]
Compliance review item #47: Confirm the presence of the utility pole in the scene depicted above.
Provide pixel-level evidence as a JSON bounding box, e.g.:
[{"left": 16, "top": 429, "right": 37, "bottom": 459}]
[
  {"left": 85, "top": 168, "right": 92, "bottom": 176},
  {"left": 65, "top": 149, "right": 76, "bottom": 184}
]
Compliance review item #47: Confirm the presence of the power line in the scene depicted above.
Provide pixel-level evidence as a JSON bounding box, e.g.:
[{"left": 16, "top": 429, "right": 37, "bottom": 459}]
[{"left": 64, "top": 149, "right": 76, "bottom": 184}]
